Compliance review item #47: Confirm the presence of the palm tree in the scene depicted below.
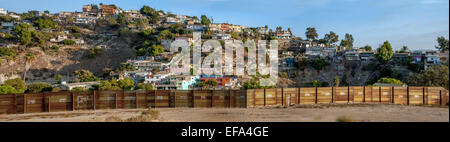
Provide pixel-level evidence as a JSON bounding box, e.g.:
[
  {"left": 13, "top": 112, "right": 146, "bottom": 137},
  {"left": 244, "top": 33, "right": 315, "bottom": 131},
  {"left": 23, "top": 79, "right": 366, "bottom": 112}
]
[{"left": 23, "top": 53, "right": 35, "bottom": 82}]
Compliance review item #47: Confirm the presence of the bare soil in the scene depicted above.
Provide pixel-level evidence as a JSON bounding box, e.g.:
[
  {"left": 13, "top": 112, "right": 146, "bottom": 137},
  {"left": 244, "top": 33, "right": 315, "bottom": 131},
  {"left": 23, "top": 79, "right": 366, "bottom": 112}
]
[{"left": 0, "top": 104, "right": 448, "bottom": 122}]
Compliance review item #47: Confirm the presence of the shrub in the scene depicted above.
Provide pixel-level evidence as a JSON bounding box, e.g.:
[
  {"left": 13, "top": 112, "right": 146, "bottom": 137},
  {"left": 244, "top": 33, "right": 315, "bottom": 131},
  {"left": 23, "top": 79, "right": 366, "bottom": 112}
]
[
  {"left": 88, "top": 46, "right": 103, "bottom": 58},
  {"left": 312, "top": 58, "right": 329, "bottom": 70},
  {"left": 62, "top": 39, "right": 76, "bottom": 45},
  {"left": 376, "top": 78, "right": 405, "bottom": 85},
  {"left": 0, "top": 85, "right": 17, "bottom": 95},
  {"left": 3, "top": 78, "right": 26, "bottom": 93},
  {"left": 336, "top": 116, "right": 354, "bottom": 122},
  {"left": 71, "top": 87, "right": 87, "bottom": 92},
  {"left": 137, "top": 83, "right": 154, "bottom": 90},
  {"left": 26, "top": 82, "right": 52, "bottom": 93}
]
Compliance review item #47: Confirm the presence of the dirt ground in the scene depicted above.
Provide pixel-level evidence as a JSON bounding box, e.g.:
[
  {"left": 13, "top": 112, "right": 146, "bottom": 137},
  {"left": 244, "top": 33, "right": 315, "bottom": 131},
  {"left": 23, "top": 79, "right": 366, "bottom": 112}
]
[{"left": 0, "top": 104, "right": 448, "bottom": 122}]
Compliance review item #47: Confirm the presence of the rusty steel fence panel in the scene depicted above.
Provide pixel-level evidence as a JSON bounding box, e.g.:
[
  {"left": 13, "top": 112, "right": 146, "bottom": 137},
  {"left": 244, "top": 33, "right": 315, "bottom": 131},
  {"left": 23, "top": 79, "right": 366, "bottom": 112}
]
[
  {"left": 0, "top": 94, "right": 16, "bottom": 114},
  {"left": 232, "top": 90, "right": 247, "bottom": 108},
  {"left": 317, "top": 87, "right": 332, "bottom": 104},
  {"left": 212, "top": 90, "right": 229, "bottom": 108},
  {"left": 380, "top": 87, "right": 392, "bottom": 103},
  {"left": 282, "top": 88, "right": 298, "bottom": 106},
  {"left": 73, "top": 91, "right": 94, "bottom": 110},
  {"left": 265, "top": 89, "right": 277, "bottom": 106},
  {"left": 393, "top": 87, "right": 408, "bottom": 105},
  {"left": 193, "top": 90, "right": 212, "bottom": 108},
  {"left": 1, "top": 87, "right": 449, "bottom": 114},
  {"left": 300, "top": 88, "right": 316, "bottom": 104},
  {"left": 351, "top": 87, "right": 364, "bottom": 103},
  {"left": 173, "top": 90, "right": 193, "bottom": 108},
  {"left": 96, "top": 91, "right": 117, "bottom": 109},
  {"left": 116, "top": 91, "right": 136, "bottom": 109},
  {"left": 24, "top": 93, "right": 45, "bottom": 113},
  {"left": 334, "top": 87, "right": 349, "bottom": 104},
  {"left": 426, "top": 87, "right": 442, "bottom": 105},
  {"left": 155, "top": 90, "right": 170, "bottom": 108},
  {"left": 45, "top": 92, "right": 73, "bottom": 112},
  {"left": 409, "top": 87, "right": 424, "bottom": 105}
]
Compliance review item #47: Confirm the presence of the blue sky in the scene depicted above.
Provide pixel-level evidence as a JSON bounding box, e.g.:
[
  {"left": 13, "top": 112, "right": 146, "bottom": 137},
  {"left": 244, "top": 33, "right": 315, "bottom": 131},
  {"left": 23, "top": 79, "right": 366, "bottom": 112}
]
[{"left": 1, "top": 0, "right": 448, "bottom": 50}]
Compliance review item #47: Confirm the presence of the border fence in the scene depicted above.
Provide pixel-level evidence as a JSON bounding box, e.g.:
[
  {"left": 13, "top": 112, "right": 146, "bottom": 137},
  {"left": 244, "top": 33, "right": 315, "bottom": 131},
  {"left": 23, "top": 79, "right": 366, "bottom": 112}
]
[{"left": 0, "top": 86, "right": 448, "bottom": 114}]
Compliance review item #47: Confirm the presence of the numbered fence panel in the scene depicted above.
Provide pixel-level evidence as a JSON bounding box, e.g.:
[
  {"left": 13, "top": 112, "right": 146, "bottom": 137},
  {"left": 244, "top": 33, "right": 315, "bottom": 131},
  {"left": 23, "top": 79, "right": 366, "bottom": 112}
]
[
  {"left": 426, "top": 87, "right": 442, "bottom": 105},
  {"left": 393, "top": 87, "right": 407, "bottom": 105},
  {"left": 24, "top": 93, "right": 45, "bottom": 113},
  {"left": 231, "top": 90, "right": 247, "bottom": 108},
  {"left": 73, "top": 91, "right": 94, "bottom": 110},
  {"left": 409, "top": 87, "right": 424, "bottom": 105},
  {"left": 380, "top": 87, "right": 392, "bottom": 103},
  {"left": 351, "top": 87, "right": 364, "bottom": 103},
  {"left": 155, "top": 90, "right": 170, "bottom": 108},
  {"left": 174, "top": 90, "right": 193, "bottom": 108},
  {"left": 96, "top": 91, "right": 117, "bottom": 109},
  {"left": 254, "top": 89, "right": 265, "bottom": 107},
  {"left": 317, "top": 87, "right": 332, "bottom": 104},
  {"left": 0, "top": 95, "right": 16, "bottom": 114},
  {"left": 117, "top": 91, "right": 136, "bottom": 109},
  {"left": 300, "top": 88, "right": 316, "bottom": 104},
  {"left": 212, "top": 90, "right": 229, "bottom": 108},
  {"left": 334, "top": 87, "right": 349, "bottom": 103},
  {"left": 45, "top": 92, "right": 73, "bottom": 112},
  {"left": 193, "top": 90, "right": 212, "bottom": 107},
  {"left": 265, "top": 89, "right": 277, "bottom": 106},
  {"left": 282, "top": 88, "right": 298, "bottom": 106}
]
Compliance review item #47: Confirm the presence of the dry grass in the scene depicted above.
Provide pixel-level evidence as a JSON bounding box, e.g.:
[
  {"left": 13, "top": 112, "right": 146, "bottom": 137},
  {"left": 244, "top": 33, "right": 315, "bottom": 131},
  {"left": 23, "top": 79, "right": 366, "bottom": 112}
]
[
  {"left": 336, "top": 116, "right": 354, "bottom": 122},
  {"left": 125, "top": 109, "right": 160, "bottom": 122}
]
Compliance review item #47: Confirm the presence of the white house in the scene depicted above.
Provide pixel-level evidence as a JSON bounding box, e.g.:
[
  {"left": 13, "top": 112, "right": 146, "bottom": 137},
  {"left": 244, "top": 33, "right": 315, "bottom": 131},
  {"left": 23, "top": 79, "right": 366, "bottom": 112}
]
[{"left": 0, "top": 8, "right": 7, "bottom": 15}]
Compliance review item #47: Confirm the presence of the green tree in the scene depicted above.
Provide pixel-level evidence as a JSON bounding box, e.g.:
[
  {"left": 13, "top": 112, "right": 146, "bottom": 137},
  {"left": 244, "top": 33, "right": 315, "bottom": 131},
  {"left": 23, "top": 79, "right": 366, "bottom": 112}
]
[
  {"left": 33, "top": 17, "right": 57, "bottom": 29},
  {"left": 74, "top": 69, "right": 99, "bottom": 82},
  {"left": 362, "top": 45, "right": 372, "bottom": 52},
  {"left": 136, "top": 83, "right": 154, "bottom": 90},
  {"left": 376, "top": 41, "right": 394, "bottom": 63},
  {"left": 323, "top": 31, "right": 339, "bottom": 46},
  {"left": 118, "top": 78, "right": 135, "bottom": 90},
  {"left": 205, "top": 80, "right": 218, "bottom": 87},
  {"left": 312, "top": 58, "right": 329, "bottom": 70},
  {"left": 148, "top": 45, "right": 164, "bottom": 56},
  {"left": 435, "top": 36, "right": 449, "bottom": 52},
  {"left": 14, "top": 23, "right": 33, "bottom": 46},
  {"left": 400, "top": 46, "right": 409, "bottom": 53},
  {"left": 23, "top": 53, "right": 35, "bottom": 81},
  {"left": 26, "top": 82, "right": 52, "bottom": 93},
  {"left": 406, "top": 65, "right": 449, "bottom": 89},
  {"left": 99, "top": 80, "right": 121, "bottom": 90},
  {"left": 340, "top": 33, "right": 354, "bottom": 50},
  {"left": 305, "top": 27, "right": 318, "bottom": 40},
  {"left": 3, "top": 78, "right": 26, "bottom": 93},
  {"left": 201, "top": 15, "right": 211, "bottom": 25}
]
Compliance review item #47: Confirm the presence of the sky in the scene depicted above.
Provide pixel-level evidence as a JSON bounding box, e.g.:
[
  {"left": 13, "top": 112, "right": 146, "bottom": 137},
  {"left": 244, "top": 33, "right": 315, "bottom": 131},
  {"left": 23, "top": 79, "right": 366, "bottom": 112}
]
[{"left": 0, "top": 0, "right": 448, "bottom": 50}]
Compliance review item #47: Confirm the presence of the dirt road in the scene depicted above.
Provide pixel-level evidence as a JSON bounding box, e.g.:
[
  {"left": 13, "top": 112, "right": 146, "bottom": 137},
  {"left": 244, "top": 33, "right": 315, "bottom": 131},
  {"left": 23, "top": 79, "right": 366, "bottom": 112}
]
[{"left": 0, "top": 104, "right": 448, "bottom": 122}]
